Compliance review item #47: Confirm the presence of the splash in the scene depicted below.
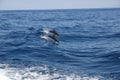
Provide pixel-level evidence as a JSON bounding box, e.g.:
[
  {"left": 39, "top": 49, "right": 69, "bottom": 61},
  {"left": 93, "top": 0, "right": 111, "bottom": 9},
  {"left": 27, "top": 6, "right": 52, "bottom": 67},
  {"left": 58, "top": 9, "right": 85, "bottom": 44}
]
[
  {"left": 0, "top": 69, "right": 11, "bottom": 80},
  {"left": 0, "top": 64, "right": 103, "bottom": 80},
  {"left": 0, "top": 64, "right": 11, "bottom": 80}
]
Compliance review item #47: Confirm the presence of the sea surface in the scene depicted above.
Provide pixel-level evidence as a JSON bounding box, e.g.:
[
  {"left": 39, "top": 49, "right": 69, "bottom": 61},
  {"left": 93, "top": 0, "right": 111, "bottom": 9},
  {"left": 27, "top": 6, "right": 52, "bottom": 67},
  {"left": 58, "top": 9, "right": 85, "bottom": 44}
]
[{"left": 0, "top": 8, "right": 120, "bottom": 80}]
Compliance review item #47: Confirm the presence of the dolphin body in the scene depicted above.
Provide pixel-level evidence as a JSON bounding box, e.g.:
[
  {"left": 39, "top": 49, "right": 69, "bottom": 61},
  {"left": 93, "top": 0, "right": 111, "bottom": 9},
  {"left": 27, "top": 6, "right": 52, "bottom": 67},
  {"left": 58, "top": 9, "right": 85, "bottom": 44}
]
[
  {"left": 48, "top": 35, "right": 59, "bottom": 42},
  {"left": 40, "top": 29, "right": 59, "bottom": 43},
  {"left": 49, "top": 29, "right": 59, "bottom": 36}
]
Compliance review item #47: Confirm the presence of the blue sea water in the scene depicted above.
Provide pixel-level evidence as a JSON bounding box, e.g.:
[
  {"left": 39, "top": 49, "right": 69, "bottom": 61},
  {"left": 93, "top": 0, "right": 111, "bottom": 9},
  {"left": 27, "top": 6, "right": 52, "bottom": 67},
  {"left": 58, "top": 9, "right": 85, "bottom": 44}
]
[{"left": 0, "top": 8, "right": 120, "bottom": 80}]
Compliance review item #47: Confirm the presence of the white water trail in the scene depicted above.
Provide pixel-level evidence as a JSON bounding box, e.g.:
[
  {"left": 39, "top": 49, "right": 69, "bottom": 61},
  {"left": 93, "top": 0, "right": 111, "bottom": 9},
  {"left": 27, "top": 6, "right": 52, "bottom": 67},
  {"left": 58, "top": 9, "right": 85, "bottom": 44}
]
[{"left": 0, "top": 64, "right": 103, "bottom": 80}]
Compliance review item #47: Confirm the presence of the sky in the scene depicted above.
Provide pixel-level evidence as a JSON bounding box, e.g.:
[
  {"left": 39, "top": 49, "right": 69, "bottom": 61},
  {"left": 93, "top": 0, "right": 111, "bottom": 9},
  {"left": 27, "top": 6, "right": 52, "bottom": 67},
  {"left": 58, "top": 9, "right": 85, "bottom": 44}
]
[{"left": 0, "top": 0, "right": 120, "bottom": 10}]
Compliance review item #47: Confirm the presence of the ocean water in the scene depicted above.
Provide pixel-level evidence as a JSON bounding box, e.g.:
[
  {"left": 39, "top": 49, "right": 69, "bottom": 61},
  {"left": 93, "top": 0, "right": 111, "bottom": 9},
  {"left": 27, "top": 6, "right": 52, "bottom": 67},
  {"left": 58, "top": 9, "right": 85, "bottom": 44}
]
[{"left": 0, "top": 8, "right": 120, "bottom": 80}]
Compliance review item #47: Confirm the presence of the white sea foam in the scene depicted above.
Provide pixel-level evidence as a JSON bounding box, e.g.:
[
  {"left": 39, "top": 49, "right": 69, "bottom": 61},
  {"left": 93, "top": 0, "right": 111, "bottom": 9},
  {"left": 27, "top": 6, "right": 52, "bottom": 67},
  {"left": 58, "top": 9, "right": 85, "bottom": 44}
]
[
  {"left": 0, "top": 69, "right": 11, "bottom": 80},
  {"left": 0, "top": 64, "right": 11, "bottom": 80},
  {"left": 0, "top": 64, "right": 103, "bottom": 80}
]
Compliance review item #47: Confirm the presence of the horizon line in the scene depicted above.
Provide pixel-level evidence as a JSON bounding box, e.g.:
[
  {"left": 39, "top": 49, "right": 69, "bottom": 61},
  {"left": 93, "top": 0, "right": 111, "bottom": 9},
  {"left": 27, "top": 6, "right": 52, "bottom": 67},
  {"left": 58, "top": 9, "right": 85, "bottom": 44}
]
[{"left": 0, "top": 7, "right": 120, "bottom": 11}]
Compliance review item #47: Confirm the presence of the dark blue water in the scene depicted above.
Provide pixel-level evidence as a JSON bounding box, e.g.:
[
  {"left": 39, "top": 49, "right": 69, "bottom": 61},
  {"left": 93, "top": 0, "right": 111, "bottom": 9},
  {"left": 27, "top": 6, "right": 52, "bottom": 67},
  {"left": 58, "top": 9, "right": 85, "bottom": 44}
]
[{"left": 0, "top": 8, "right": 120, "bottom": 80}]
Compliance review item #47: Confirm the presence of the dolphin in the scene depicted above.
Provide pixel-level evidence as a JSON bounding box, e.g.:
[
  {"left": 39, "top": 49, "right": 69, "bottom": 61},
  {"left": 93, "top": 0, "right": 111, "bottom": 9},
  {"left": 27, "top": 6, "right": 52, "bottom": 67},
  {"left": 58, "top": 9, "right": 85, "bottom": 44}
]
[{"left": 40, "top": 29, "right": 59, "bottom": 43}]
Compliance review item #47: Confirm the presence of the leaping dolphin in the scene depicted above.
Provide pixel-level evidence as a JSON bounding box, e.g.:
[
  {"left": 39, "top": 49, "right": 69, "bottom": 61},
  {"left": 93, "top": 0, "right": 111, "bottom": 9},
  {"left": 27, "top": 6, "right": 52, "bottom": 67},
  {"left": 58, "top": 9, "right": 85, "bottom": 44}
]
[{"left": 40, "top": 29, "right": 59, "bottom": 43}]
